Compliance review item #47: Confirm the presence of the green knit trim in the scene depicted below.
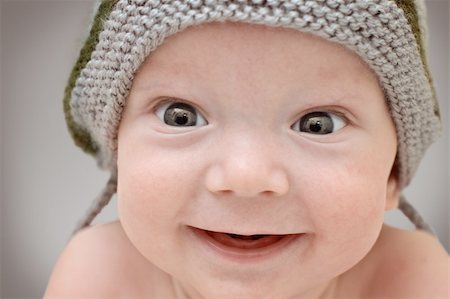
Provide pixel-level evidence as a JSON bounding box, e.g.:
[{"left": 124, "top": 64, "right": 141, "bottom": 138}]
[
  {"left": 63, "top": 0, "right": 119, "bottom": 155},
  {"left": 394, "top": 0, "right": 439, "bottom": 116}
]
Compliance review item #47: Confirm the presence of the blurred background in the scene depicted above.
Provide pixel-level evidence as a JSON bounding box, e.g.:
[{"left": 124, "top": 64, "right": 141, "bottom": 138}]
[{"left": 0, "top": 0, "right": 448, "bottom": 298}]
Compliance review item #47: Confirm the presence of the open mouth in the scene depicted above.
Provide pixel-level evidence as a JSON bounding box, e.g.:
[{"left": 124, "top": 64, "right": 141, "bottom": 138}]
[
  {"left": 189, "top": 226, "right": 303, "bottom": 262},
  {"left": 205, "top": 230, "right": 287, "bottom": 250},
  {"left": 190, "top": 226, "right": 301, "bottom": 251}
]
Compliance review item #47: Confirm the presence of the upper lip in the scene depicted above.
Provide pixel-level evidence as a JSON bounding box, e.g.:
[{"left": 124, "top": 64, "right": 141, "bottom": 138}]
[{"left": 187, "top": 225, "right": 303, "bottom": 236}]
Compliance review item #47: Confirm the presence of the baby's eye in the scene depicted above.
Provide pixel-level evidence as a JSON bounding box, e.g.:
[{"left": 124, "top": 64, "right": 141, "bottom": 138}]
[
  {"left": 155, "top": 101, "right": 207, "bottom": 127},
  {"left": 292, "top": 111, "right": 346, "bottom": 134}
]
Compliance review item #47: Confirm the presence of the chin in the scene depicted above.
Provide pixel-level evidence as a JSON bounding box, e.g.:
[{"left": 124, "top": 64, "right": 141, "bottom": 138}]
[
  {"left": 198, "top": 283, "right": 277, "bottom": 299},
  {"left": 184, "top": 268, "right": 303, "bottom": 299}
]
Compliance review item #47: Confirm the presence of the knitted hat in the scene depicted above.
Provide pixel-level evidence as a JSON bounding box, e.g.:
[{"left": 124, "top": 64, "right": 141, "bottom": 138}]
[{"left": 65, "top": 0, "right": 441, "bottom": 233}]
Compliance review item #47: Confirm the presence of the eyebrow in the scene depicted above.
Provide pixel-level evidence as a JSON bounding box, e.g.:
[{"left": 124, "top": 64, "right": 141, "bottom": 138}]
[
  {"left": 131, "top": 59, "right": 380, "bottom": 110},
  {"left": 132, "top": 76, "right": 196, "bottom": 95},
  {"left": 133, "top": 60, "right": 205, "bottom": 90}
]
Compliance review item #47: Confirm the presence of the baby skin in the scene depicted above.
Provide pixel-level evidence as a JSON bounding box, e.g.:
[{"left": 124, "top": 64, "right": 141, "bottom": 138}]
[{"left": 46, "top": 23, "right": 449, "bottom": 299}]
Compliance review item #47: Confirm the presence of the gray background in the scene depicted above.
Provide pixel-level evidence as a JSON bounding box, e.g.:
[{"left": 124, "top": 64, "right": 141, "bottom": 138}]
[{"left": 0, "top": 0, "right": 448, "bottom": 298}]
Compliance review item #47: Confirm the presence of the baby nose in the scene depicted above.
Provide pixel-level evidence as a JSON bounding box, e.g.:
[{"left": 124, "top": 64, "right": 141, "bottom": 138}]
[{"left": 205, "top": 140, "right": 289, "bottom": 198}]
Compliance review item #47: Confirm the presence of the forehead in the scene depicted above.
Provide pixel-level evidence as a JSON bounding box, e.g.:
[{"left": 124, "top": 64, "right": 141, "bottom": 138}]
[{"left": 132, "top": 22, "right": 381, "bottom": 99}]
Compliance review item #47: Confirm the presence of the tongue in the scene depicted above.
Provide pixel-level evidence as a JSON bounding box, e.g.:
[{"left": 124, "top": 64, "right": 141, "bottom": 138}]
[{"left": 206, "top": 231, "right": 285, "bottom": 249}]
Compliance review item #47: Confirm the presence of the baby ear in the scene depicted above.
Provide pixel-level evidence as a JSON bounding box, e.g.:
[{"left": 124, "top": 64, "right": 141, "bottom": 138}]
[{"left": 385, "top": 165, "right": 401, "bottom": 211}]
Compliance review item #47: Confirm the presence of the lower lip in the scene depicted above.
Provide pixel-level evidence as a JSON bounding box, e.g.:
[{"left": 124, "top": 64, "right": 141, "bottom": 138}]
[{"left": 189, "top": 227, "right": 303, "bottom": 263}]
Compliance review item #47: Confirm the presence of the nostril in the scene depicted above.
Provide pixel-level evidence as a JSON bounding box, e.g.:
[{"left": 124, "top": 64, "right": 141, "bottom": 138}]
[
  {"left": 261, "top": 190, "right": 276, "bottom": 196},
  {"left": 205, "top": 165, "right": 289, "bottom": 197},
  {"left": 219, "top": 190, "right": 233, "bottom": 196},
  {"left": 215, "top": 189, "right": 278, "bottom": 198}
]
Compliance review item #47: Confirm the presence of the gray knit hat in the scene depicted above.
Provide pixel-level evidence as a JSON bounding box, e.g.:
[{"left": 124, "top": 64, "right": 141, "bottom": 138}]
[{"left": 65, "top": 0, "right": 441, "bottom": 232}]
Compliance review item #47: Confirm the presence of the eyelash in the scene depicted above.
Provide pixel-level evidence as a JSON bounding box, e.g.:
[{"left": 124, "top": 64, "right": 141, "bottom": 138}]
[
  {"left": 291, "top": 111, "right": 347, "bottom": 135},
  {"left": 154, "top": 100, "right": 208, "bottom": 127},
  {"left": 154, "top": 99, "right": 348, "bottom": 134}
]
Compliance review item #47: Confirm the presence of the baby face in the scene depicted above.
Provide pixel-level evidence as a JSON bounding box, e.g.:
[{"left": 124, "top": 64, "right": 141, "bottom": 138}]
[{"left": 117, "top": 23, "right": 398, "bottom": 298}]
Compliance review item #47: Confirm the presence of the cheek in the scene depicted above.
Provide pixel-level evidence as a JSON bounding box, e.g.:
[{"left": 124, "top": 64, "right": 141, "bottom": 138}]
[
  {"left": 316, "top": 169, "right": 386, "bottom": 230},
  {"left": 116, "top": 140, "right": 204, "bottom": 263},
  {"left": 297, "top": 144, "right": 393, "bottom": 250},
  {"left": 117, "top": 148, "right": 200, "bottom": 227},
  {"left": 287, "top": 149, "right": 392, "bottom": 278}
]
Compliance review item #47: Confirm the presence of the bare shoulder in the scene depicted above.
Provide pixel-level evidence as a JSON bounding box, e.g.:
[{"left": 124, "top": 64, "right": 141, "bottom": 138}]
[
  {"left": 44, "top": 221, "right": 163, "bottom": 298},
  {"left": 367, "top": 225, "right": 449, "bottom": 299}
]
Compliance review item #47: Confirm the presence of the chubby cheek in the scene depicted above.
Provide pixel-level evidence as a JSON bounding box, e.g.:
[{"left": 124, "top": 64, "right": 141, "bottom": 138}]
[
  {"left": 116, "top": 142, "right": 202, "bottom": 267},
  {"left": 298, "top": 144, "right": 393, "bottom": 269},
  {"left": 313, "top": 167, "right": 386, "bottom": 237}
]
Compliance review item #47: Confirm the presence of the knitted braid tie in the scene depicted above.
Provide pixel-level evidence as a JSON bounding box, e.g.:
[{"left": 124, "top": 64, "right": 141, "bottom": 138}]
[
  {"left": 65, "top": 0, "right": 441, "bottom": 233},
  {"left": 398, "top": 195, "right": 434, "bottom": 233},
  {"left": 72, "top": 173, "right": 117, "bottom": 235}
]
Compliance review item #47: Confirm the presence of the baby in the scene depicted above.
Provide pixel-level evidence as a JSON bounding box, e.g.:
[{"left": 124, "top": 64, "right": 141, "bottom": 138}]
[{"left": 45, "top": 1, "right": 449, "bottom": 298}]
